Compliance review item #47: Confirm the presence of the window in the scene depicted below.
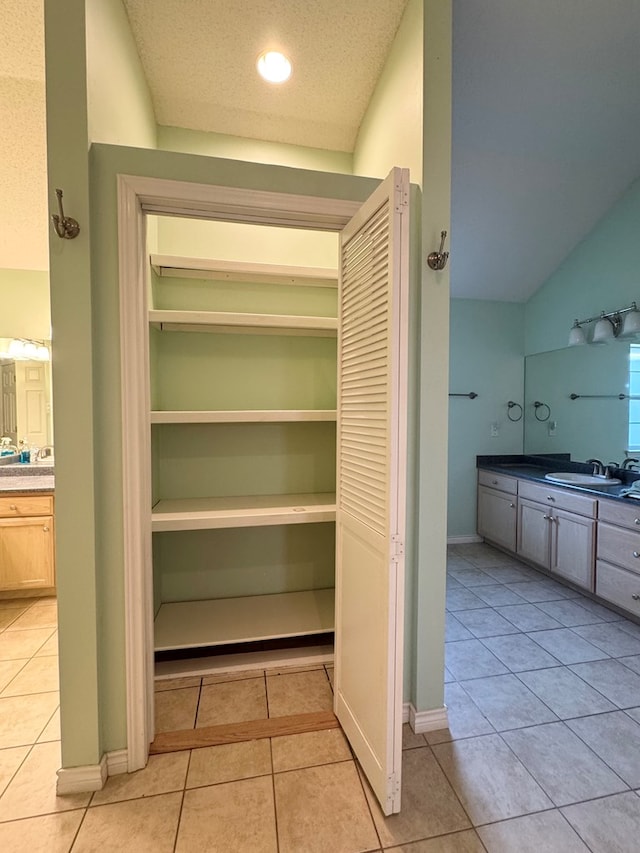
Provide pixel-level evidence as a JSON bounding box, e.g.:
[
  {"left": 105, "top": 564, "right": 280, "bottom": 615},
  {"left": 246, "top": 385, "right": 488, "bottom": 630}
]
[{"left": 628, "top": 344, "right": 640, "bottom": 450}]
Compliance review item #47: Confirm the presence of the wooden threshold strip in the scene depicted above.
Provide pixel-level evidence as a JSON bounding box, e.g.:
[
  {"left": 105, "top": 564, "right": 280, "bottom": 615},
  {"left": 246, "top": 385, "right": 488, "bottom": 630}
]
[{"left": 150, "top": 710, "right": 339, "bottom": 754}]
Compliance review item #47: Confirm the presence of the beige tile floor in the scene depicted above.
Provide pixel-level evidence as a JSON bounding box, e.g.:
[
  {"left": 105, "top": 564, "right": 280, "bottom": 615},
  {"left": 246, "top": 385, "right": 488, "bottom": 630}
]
[{"left": 4, "top": 548, "right": 640, "bottom": 850}]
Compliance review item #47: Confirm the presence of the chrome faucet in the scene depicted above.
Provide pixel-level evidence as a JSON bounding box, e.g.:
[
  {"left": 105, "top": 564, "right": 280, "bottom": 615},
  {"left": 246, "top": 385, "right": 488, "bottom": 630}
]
[
  {"left": 622, "top": 458, "right": 639, "bottom": 471},
  {"left": 586, "top": 458, "right": 605, "bottom": 475}
]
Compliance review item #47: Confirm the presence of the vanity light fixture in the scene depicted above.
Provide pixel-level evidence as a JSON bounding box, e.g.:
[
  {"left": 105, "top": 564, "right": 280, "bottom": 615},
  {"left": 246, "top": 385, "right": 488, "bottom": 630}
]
[
  {"left": 256, "top": 50, "right": 292, "bottom": 84},
  {"left": 1, "top": 338, "right": 50, "bottom": 361},
  {"left": 568, "top": 302, "right": 640, "bottom": 346}
]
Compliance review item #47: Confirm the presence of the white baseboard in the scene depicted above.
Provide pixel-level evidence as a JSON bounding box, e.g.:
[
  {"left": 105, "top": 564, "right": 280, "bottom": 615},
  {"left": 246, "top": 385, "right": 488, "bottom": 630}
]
[
  {"left": 402, "top": 702, "right": 410, "bottom": 723},
  {"left": 56, "top": 749, "right": 130, "bottom": 795},
  {"left": 106, "top": 749, "right": 129, "bottom": 777},
  {"left": 56, "top": 754, "right": 107, "bottom": 795},
  {"left": 447, "top": 534, "right": 482, "bottom": 545},
  {"left": 408, "top": 704, "right": 449, "bottom": 734}
]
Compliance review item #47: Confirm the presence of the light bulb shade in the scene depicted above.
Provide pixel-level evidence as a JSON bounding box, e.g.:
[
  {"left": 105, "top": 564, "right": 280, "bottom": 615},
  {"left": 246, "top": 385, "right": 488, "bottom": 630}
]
[
  {"left": 256, "top": 51, "right": 292, "bottom": 83},
  {"left": 35, "top": 345, "right": 50, "bottom": 361},
  {"left": 568, "top": 324, "right": 586, "bottom": 346},
  {"left": 592, "top": 317, "right": 615, "bottom": 344},
  {"left": 622, "top": 310, "right": 640, "bottom": 338},
  {"left": 8, "top": 339, "right": 24, "bottom": 358}
]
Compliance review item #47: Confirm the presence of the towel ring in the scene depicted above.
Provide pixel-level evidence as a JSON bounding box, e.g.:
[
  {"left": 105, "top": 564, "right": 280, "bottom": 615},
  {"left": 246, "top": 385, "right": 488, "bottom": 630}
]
[
  {"left": 534, "top": 401, "right": 551, "bottom": 422},
  {"left": 507, "top": 401, "right": 523, "bottom": 422}
]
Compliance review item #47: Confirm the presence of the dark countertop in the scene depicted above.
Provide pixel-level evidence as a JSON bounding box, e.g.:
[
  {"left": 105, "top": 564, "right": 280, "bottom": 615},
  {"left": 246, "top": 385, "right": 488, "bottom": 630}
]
[
  {"left": 477, "top": 454, "right": 639, "bottom": 504},
  {"left": 0, "top": 464, "right": 55, "bottom": 494}
]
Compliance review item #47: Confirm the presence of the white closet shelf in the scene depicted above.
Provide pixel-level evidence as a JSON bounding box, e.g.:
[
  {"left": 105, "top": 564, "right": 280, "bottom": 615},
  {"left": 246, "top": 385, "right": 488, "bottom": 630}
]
[
  {"left": 151, "top": 492, "right": 337, "bottom": 532},
  {"left": 149, "top": 309, "right": 337, "bottom": 337},
  {"left": 150, "top": 410, "right": 337, "bottom": 424},
  {"left": 154, "top": 588, "right": 335, "bottom": 651},
  {"left": 150, "top": 255, "right": 338, "bottom": 289}
]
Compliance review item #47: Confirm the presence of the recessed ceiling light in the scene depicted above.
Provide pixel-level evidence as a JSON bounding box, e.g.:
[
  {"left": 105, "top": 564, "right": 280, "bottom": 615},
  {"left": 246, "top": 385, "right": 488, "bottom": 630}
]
[{"left": 257, "top": 51, "right": 292, "bottom": 84}]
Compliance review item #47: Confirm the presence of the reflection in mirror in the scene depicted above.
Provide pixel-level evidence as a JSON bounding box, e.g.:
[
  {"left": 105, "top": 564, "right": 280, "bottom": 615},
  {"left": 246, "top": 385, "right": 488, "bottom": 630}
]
[
  {"left": 524, "top": 341, "right": 634, "bottom": 465},
  {"left": 0, "top": 341, "right": 53, "bottom": 453}
]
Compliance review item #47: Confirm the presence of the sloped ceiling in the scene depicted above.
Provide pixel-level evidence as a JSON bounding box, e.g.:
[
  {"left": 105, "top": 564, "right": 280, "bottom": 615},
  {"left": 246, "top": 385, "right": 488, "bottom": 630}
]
[
  {"left": 451, "top": 0, "right": 640, "bottom": 301},
  {"left": 2, "top": 0, "right": 639, "bottom": 305},
  {"left": 122, "top": 0, "right": 409, "bottom": 151}
]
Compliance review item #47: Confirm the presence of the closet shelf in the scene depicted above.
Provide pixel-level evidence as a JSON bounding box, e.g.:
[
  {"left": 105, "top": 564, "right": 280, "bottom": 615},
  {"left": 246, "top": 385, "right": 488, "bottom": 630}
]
[
  {"left": 154, "top": 588, "right": 335, "bottom": 651},
  {"left": 151, "top": 492, "right": 337, "bottom": 532},
  {"left": 150, "top": 255, "right": 338, "bottom": 289},
  {"left": 150, "top": 410, "right": 337, "bottom": 424},
  {"left": 149, "top": 309, "right": 337, "bottom": 337}
]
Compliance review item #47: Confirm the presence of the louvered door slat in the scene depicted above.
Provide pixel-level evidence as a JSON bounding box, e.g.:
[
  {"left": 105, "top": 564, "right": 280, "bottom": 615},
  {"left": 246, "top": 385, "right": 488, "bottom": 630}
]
[{"left": 335, "top": 167, "right": 409, "bottom": 818}]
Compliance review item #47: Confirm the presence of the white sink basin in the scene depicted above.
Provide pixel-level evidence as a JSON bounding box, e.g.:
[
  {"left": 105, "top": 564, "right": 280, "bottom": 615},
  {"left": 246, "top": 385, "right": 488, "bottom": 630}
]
[{"left": 545, "top": 472, "right": 621, "bottom": 486}]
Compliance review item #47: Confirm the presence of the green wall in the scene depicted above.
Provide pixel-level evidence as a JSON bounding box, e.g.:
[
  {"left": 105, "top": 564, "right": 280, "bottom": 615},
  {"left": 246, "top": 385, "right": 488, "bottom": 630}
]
[
  {"left": 89, "top": 143, "right": 384, "bottom": 753},
  {"left": 156, "top": 216, "right": 339, "bottom": 269},
  {"left": 158, "top": 126, "right": 352, "bottom": 174},
  {"left": 86, "top": 0, "right": 157, "bottom": 148},
  {"left": 525, "top": 176, "right": 640, "bottom": 356},
  {"left": 448, "top": 299, "right": 525, "bottom": 538},
  {"left": 353, "top": 0, "right": 422, "bottom": 183},
  {"left": 45, "top": 0, "right": 452, "bottom": 770}
]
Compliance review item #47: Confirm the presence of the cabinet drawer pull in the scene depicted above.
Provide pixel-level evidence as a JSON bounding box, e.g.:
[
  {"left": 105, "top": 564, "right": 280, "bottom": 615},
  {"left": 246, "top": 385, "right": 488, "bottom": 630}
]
[
  {"left": 43, "top": 526, "right": 49, "bottom": 533},
  {"left": 543, "top": 514, "right": 552, "bottom": 520},
  {"left": 492, "top": 479, "right": 498, "bottom": 485},
  {"left": 9, "top": 504, "right": 17, "bottom": 511},
  {"left": 633, "top": 594, "right": 640, "bottom": 601},
  {"left": 634, "top": 551, "right": 640, "bottom": 559},
  {"left": 510, "top": 502, "right": 515, "bottom": 508},
  {"left": 635, "top": 518, "right": 640, "bottom": 525},
  {"left": 546, "top": 495, "right": 555, "bottom": 502}
]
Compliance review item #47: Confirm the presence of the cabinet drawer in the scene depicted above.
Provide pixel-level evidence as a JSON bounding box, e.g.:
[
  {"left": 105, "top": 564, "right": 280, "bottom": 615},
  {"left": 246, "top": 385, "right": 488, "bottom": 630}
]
[
  {"left": 598, "top": 499, "right": 640, "bottom": 531},
  {"left": 596, "top": 560, "right": 640, "bottom": 618},
  {"left": 597, "top": 522, "right": 640, "bottom": 574},
  {"left": 477, "top": 470, "right": 518, "bottom": 495},
  {"left": 0, "top": 495, "right": 53, "bottom": 518},
  {"left": 517, "top": 481, "right": 597, "bottom": 517}
]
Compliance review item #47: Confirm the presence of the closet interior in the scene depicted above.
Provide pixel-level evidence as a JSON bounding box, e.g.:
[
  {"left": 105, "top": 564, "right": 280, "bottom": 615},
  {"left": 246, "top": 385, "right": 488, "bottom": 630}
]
[{"left": 147, "top": 217, "right": 340, "bottom": 680}]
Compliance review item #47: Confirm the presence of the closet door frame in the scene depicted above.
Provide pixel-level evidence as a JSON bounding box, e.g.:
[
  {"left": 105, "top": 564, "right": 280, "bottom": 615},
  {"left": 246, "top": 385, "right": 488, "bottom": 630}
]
[{"left": 117, "top": 174, "right": 363, "bottom": 771}]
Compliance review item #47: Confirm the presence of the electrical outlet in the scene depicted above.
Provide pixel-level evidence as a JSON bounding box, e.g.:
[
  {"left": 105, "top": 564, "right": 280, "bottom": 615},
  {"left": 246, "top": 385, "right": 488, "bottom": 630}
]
[
  {"left": 548, "top": 420, "right": 557, "bottom": 437},
  {"left": 491, "top": 422, "right": 499, "bottom": 437}
]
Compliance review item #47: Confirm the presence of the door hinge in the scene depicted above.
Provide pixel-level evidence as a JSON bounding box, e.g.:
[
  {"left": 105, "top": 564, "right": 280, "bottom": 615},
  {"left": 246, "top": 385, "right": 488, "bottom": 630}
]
[
  {"left": 394, "top": 182, "right": 409, "bottom": 212},
  {"left": 391, "top": 534, "right": 405, "bottom": 562}
]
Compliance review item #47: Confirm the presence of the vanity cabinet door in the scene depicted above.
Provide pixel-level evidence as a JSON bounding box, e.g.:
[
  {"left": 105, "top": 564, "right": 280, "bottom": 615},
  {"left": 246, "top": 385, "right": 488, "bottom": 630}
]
[
  {"left": 517, "top": 498, "right": 551, "bottom": 568},
  {"left": 477, "top": 486, "right": 517, "bottom": 552},
  {"left": 550, "top": 508, "right": 595, "bottom": 591},
  {"left": 0, "top": 516, "right": 55, "bottom": 590}
]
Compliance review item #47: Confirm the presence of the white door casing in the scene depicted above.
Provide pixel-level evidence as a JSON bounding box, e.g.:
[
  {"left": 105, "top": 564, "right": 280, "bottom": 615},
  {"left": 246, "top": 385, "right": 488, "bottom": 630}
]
[
  {"left": 117, "top": 173, "right": 409, "bottom": 808},
  {"left": 335, "top": 168, "right": 409, "bottom": 815}
]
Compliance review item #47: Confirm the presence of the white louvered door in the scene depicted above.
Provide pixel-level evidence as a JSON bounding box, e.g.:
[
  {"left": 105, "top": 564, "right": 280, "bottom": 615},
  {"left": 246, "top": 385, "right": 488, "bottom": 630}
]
[{"left": 335, "top": 167, "right": 409, "bottom": 816}]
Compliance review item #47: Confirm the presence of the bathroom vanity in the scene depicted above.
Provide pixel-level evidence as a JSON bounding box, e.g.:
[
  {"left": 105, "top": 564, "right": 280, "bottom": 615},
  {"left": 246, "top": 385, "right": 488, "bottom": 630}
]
[
  {"left": 0, "top": 465, "right": 55, "bottom": 594},
  {"left": 477, "top": 456, "right": 640, "bottom": 619}
]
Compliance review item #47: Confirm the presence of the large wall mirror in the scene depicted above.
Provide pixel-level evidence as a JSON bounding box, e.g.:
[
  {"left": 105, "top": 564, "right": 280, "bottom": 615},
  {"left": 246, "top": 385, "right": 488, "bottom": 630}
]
[
  {"left": 0, "top": 339, "right": 53, "bottom": 451},
  {"left": 524, "top": 341, "right": 636, "bottom": 465}
]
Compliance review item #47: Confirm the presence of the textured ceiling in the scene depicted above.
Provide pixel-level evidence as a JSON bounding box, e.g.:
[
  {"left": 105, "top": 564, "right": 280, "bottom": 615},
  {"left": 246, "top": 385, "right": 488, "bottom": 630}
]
[
  {"left": 451, "top": 0, "right": 640, "bottom": 301},
  {"left": 122, "top": 0, "right": 408, "bottom": 151},
  {"left": 0, "top": 0, "right": 48, "bottom": 271},
  {"left": 3, "top": 0, "right": 639, "bottom": 304}
]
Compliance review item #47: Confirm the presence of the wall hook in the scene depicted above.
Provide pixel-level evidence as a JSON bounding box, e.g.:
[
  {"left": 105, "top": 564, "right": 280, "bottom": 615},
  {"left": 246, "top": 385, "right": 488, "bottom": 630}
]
[
  {"left": 51, "top": 189, "right": 80, "bottom": 239},
  {"left": 427, "top": 230, "right": 449, "bottom": 270}
]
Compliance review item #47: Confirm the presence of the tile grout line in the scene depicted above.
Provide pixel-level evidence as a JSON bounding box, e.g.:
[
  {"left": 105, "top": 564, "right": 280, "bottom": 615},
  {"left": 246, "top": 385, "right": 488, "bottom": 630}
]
[
  {"left": 268, "top": 737, "right": 281, "bottom": 853},
  {"left": 170, "top": 748, "right": 193, "bottom": 853},
  {"left": 447, "top": 550, "right": 640, "bottom": 809}
]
